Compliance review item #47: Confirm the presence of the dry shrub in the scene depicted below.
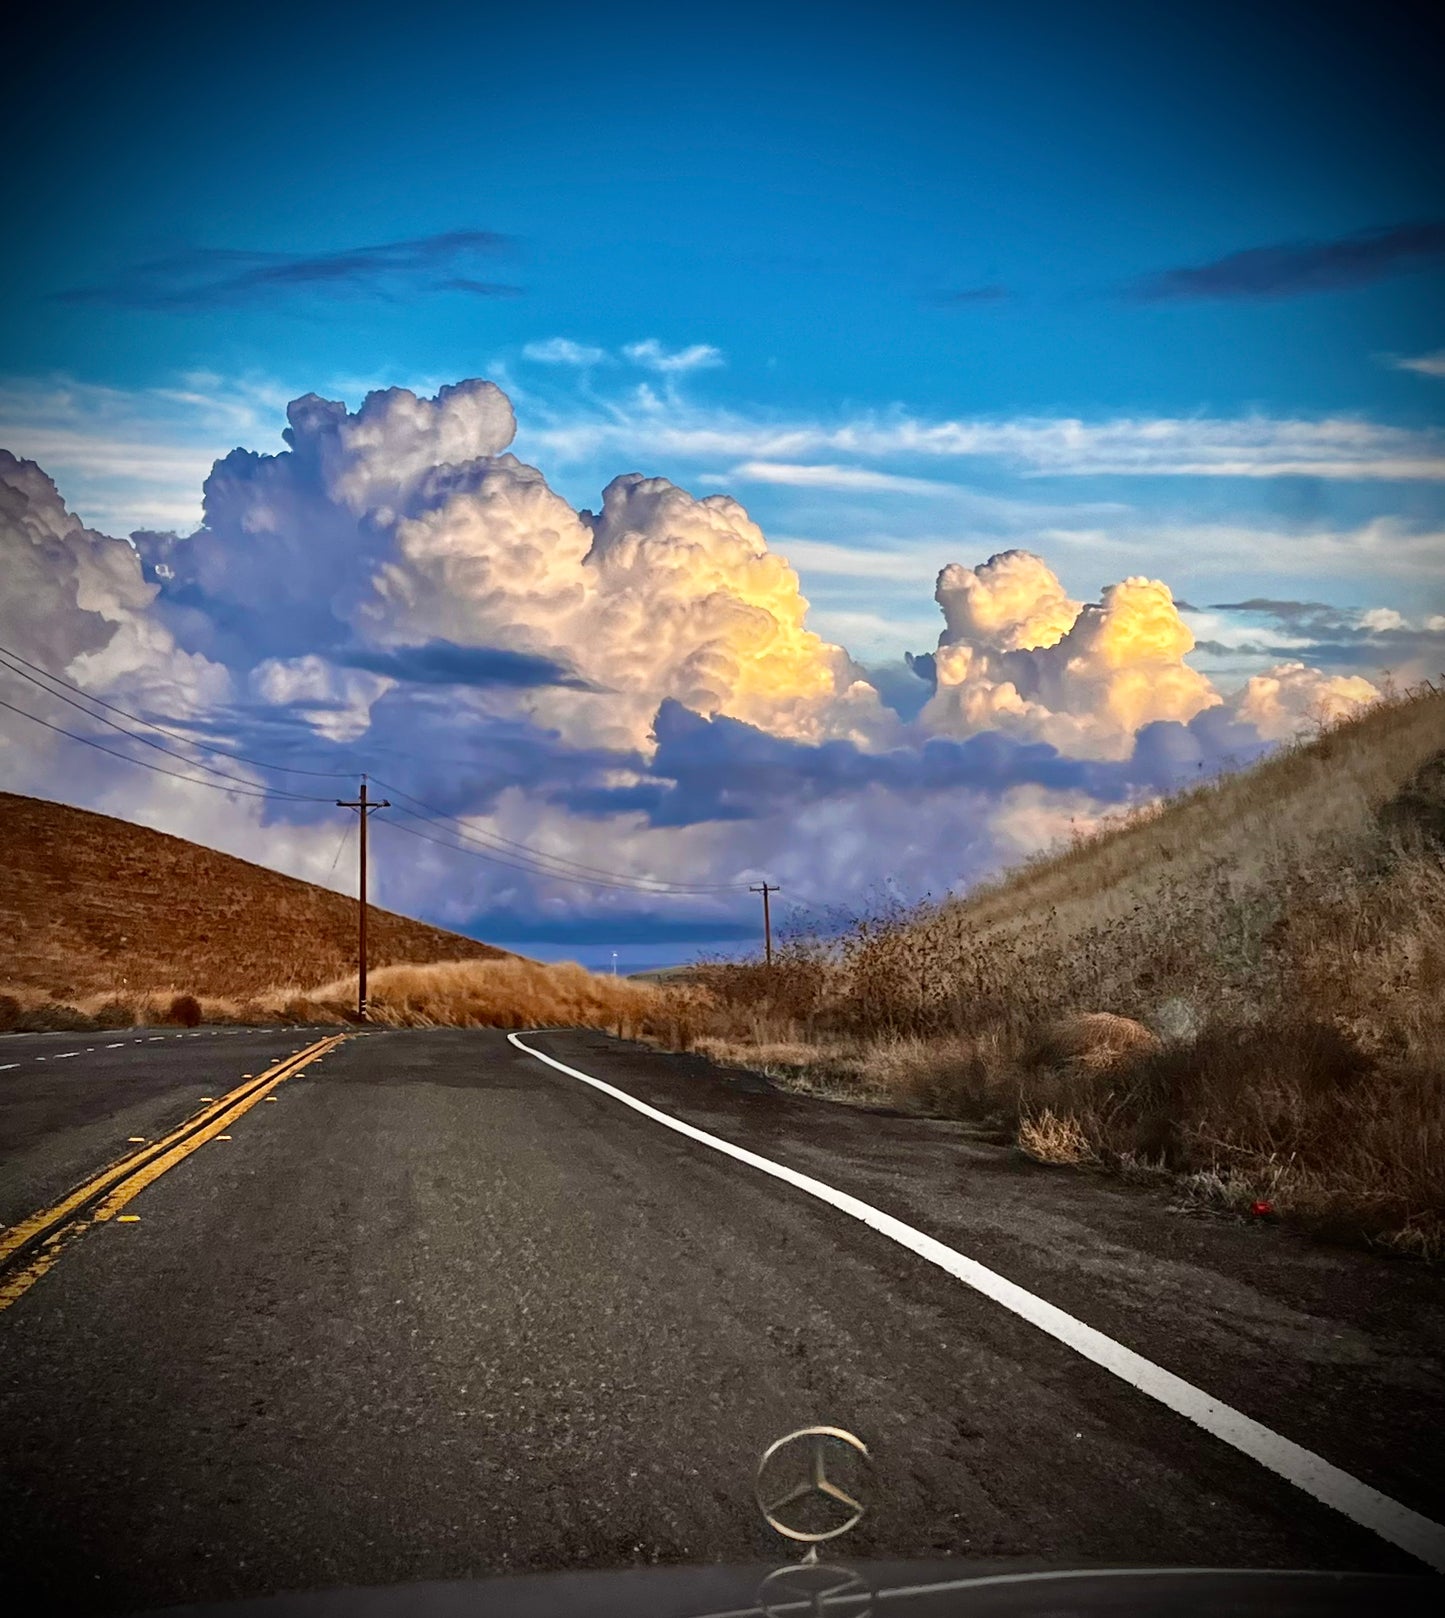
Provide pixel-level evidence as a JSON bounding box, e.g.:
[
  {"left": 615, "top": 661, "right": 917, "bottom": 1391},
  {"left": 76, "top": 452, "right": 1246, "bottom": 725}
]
[
  {"left": 0, "top": 993, "right": 19, "bottom": 1031},
  {"left": 166, "top": 993, "right": 203, "bottom": 1027},
  {"left": 14, "top": 1002, "right": 96, "bottom": 1033},
  {"left": 91, "top": 998, "right": 137, "bottom": 1029}
]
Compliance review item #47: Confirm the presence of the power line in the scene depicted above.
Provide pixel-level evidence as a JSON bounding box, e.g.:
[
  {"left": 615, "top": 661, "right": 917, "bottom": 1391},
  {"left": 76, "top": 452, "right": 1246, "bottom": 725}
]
[
  {"left": 0, "top": 643, "right": 765, "bottom": 900},
  {"left": 0, "top": 697, "right": 329, "bottom": 803},
  {"left": 376, "top": 810, "right": 744, "bottom": 898},
  {"left": 327, "top": 817, "right": 353, "bottom": 876},
  {"left": 385, "top": 801, "right": 743, "bottom": 895},
  {"left": 371, "top": 776, "right": 745, "bottom": 893},
  {"left": 0, "top": 651, "right": 333, "bottom": 802},
  {"left": 0, "top": 641, "right": 353, "bottom": 780}
]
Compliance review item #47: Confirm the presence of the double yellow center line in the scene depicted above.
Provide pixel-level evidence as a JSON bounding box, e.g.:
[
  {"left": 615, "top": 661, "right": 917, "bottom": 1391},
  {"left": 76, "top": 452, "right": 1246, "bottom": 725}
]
[{"left": 0, "top": 1033, "right": 346, "bottom": 1311}]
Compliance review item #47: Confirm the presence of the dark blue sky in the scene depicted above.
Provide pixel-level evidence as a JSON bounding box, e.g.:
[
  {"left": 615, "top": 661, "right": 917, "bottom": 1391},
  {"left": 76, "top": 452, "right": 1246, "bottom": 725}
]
[{"left": 5, "top": 0, "right": 1441, "bottom": 419}]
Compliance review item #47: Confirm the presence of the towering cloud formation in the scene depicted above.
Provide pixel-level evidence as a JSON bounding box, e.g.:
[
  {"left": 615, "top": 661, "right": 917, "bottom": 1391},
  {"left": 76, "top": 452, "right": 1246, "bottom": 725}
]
[
  {"left": 0, "top": 380, "right": 1398, "bottom": 944},
  {"left": 144, "top": 379, "right": 887, "bottom": 753},
  {"left": 920, "top": 551, "right": 1221, "bottom": 757},
  {"left": 0, "top": 449, "right": 226, "bottom": 720},
  {"left": 1230, "top": 661, "right": 1383, "bottom": 740}
]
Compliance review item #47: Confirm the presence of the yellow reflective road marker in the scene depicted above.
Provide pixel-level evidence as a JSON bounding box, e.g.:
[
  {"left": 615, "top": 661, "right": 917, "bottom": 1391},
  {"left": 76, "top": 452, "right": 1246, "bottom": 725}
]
[
  {"left": 215, "top": 1134, "right": 232, "bottom": 1141},
  {"left": 116, "top": 1216, "right": 140, "bottom": 1223},
  {"left": 127, "top": 1137, "right": 147, "bottom": 1144},
  {"left": 0, "top": 1033, "right": 346, "bottom": 1311}
]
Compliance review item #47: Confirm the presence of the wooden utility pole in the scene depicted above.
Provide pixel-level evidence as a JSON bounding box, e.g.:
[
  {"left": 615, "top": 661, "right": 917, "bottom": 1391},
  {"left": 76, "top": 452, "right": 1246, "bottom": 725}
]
[
  {"left": 750, "top": 881, "right": 779, "bottom": 966},
  {"left": 336, "top": 776, "right": 390, "bottom": 1020}
]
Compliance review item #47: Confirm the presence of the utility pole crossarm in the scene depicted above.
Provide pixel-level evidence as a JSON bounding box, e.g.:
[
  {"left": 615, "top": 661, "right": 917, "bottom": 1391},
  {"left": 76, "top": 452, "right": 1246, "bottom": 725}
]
[
  {"left": 336, "top": 776, "right": 391, "bottom": 1021},
  {"left": 749, "top": 881, "right": 779, "bottom": 966}
]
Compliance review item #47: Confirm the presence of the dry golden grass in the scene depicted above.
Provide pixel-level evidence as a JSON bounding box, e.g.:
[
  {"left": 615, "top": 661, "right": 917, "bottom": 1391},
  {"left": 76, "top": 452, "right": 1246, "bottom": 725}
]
[
  {"left": 1018, "top": 1109, "right": 1097, "bottom": 1166},
  {"left": 305, "top": 957, "right": 675, "bottom": 1032},
  {"left": 0, "top": 955, "right": 708, "bottom": 1041},
  {"left": 684, "top": 684, "right": 1445, "bottom": 1256}
]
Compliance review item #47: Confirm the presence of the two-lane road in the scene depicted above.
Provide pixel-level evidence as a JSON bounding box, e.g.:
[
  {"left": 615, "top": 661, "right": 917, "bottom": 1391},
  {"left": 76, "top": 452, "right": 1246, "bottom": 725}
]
[
  {"left": 1, "top": 1027, "right": 1442, "bottom": 1613},
  {"left": 0, "top": 1024, "right": 349, "bottom": 1229}
]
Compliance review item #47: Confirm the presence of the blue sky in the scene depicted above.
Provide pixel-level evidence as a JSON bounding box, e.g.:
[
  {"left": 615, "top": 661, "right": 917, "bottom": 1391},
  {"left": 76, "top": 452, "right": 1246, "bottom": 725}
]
[{"left": 2, "top": 0, "right": 1442, "bottom": 966}]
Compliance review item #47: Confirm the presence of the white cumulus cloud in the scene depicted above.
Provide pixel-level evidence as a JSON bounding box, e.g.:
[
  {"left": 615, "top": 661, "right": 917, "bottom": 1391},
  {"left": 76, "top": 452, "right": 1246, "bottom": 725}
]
[
  {"left": 920, "top": 551, "right": 1222, "bottom": 758},
  {"left": 0, "top": 380, "right": 1405, "bottom": 948}
]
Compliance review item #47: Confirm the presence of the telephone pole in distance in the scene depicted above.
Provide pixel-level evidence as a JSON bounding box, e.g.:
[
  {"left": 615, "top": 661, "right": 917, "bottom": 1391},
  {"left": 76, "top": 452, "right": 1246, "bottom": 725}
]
[
  {"left": 749, "top": 881, "right": 779, "bottom": 966},
  {"left": 336, "top": 775, "right": 390, "bottom": 1021}
]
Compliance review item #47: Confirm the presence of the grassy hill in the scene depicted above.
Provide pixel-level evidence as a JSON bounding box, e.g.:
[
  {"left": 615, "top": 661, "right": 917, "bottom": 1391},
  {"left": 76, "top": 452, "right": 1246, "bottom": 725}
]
[
  {"left": 0, "top": 791, "right": 509, "bottom": 1007},
  {"left": 693, "top": 684, "right": 1445, "bottom": 1256}
]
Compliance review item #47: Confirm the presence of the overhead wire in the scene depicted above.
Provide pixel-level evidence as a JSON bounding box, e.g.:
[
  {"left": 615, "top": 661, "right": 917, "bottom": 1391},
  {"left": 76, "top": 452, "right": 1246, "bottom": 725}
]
[
  {"left": 327, "top": 817, "right": 354, "bottom": 877},
  {"left": 0, "top": 641, "right": 354, "bottom": 779},
  {"left": 376, "top": 811, "right": 746, "bottom": 898},
  {"left": 371, "top": 776, "right": 746, "bottom": 893},
  {"left": 0, "top": 651, "right": 334, "bottom": 802},
  {"left": 0, "top": 643, "right": 765, "bottom": 897},
  {"left": 0, "top": 698, "right": 329, "bottom": 803}
]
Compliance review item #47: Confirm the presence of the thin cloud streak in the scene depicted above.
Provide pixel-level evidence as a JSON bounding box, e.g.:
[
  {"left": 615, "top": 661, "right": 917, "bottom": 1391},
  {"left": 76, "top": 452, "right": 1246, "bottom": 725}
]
[
  {"left": 727, "top": 461, "right": 961, "bottom": 495},
  {"left": 528, "top": 395, "right": 1445, "bottom": 481},
  {"left": 1132, "top": 220, "right": 1445, "bottom": 302},
  {"left": 55, "top": 231, "right": 518, "bottom": 311},
  {"left": 1394, "top": 350, "right": 1445, "bottom": 378}
]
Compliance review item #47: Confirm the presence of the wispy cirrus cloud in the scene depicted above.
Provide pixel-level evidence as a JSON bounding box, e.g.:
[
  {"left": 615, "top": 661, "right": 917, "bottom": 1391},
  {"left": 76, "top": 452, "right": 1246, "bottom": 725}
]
[
  {"left": 522, "top": 338, "right": 610, "bottom": 367},
  {"left": 1392, "top": 349, "right": 1445, "bottom": 378},
  {"left": 8, "top": 366, "right": 1445, "bottom": 567},
  {"left": 527, "top": 391, "right": 1445, "bottom": 481},
  {"left": 1131, "top": 220, "right": 1445, "bottom": 302},
  {"left": 723, "top": 461, "right": 962, "bottom": 496},
  {"left": 56, "top": 230, "right": 520, "bottom": 312},
  {"left": 622, "top": 340, "right": 724, "bottom": 373}
]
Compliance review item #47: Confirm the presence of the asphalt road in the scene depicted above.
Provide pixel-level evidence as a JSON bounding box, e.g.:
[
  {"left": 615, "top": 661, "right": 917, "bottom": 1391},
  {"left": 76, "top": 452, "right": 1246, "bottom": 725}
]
[{"left": 0, "top": 1026, "right": 1441, "bottom": 1614}]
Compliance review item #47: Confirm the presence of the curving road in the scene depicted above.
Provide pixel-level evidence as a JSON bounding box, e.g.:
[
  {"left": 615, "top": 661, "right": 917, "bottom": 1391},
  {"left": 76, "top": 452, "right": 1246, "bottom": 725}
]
[{"left": 0, "top": 1026, "right": 1442, "bottom": 1613}]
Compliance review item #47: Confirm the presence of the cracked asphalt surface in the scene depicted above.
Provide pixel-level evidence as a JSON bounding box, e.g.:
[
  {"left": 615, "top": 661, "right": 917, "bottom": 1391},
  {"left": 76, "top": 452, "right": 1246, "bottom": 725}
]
[{"left": 0, "top": 1026, "right": 1441, "bottom": 1613}]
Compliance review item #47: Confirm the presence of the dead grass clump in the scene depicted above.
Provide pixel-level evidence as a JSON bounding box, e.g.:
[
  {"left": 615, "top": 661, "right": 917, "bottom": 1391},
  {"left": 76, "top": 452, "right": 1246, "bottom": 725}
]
[
  {"left": 1019, "top": 1109, "right": 1097, "bottom": 1166},
  {"left": 1027, "top": 1012, "right": 1161, "bottom": 1075}
]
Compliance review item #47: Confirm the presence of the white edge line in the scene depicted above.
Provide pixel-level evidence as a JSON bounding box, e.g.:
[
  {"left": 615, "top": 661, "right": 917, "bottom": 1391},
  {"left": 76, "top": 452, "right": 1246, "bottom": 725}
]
[{"left": 507, "top": 1031, "right": 1445, "bottom": 1573}]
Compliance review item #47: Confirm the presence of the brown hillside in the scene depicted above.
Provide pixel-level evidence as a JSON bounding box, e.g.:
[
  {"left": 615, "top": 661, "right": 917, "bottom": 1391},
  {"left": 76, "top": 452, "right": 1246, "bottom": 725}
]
[{"left": 0, "top": 791, "right": 509, "bottom": 1000}]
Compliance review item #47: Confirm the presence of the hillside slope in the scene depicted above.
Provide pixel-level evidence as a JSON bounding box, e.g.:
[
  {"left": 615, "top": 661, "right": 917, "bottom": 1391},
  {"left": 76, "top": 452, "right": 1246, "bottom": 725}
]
[
  {"left": 694, "top": 685, "right": 1445, "bottom": 1255},
  {"left": 0, "top": 792, "right": 508, "bottom": 1001}
]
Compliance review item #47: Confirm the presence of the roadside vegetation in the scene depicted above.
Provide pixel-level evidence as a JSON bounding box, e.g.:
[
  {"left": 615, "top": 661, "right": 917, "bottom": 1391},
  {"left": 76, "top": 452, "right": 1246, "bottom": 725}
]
[
  {"left": 0, "top": 958, "right": 686, "bottom": 1038},
  {"left": 682, "top": 683, "right": 1445, "bottom": 1260}
]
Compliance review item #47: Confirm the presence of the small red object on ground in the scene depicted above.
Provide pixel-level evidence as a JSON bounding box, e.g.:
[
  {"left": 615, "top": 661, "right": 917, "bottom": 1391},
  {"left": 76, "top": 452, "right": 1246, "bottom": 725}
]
[{"left": 1250, "top": 1199, "right": 1275, "bottom": 1217}]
